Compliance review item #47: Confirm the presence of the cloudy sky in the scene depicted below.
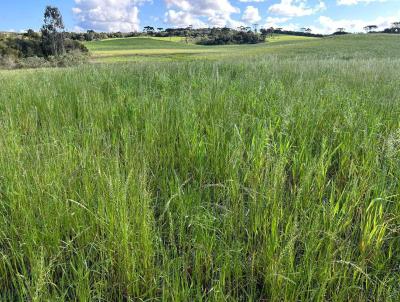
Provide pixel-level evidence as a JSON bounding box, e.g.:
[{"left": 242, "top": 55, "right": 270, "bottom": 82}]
[{"left": 0, "top": 0, "right": 399, "bottom": 34}]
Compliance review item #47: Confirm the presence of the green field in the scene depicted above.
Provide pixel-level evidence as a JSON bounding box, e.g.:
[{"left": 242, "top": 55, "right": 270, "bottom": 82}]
[
  {"left": 85, "top": 34, "right": 400, "bottom": 63},
  {"left": 1, "top": 34, "right": 400, "bottom": 301}
]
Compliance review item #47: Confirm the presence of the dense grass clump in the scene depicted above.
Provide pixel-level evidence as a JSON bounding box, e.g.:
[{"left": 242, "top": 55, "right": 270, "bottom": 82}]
[{"left": 0, "top": 55, "right": 400, "bottom": 301}]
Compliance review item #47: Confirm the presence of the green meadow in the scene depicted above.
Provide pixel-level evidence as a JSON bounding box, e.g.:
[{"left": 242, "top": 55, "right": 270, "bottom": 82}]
[
  {"left": 85, "top": 34, "right": 400, "bottom": 62},
  {"left": 1, "top": 34, "right": 400, "bottom": 301}
]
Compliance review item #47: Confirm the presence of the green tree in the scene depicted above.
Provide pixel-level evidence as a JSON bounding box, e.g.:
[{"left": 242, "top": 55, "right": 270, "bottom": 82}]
[
  {"left": 364, "top": 25, "right": 378, "bottom": 33},
  {"left": 143, "top": 26, "right": 155, "bottom": 35},
  {"left": 41, "top": 6, "right": 65, "bottom": 56},
  {"left": 85, "top": 30, "right": 96, "bottom": 41},
  {"left": 24, "top": 29, "right": 40, "bottom": 40},
  {"left": 252, "top": 23, "right": 259, "bottom": 33}
]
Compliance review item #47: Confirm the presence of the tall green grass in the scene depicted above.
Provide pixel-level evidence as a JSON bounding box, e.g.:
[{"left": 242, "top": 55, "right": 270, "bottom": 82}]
[{"left": 0, "top": 57, "right": 399, "bottom": 301}]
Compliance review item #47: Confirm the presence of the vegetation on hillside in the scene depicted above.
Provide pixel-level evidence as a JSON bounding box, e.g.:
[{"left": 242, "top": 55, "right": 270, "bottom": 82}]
[
  {"left": 197, "top": 27, "right": 265, "bottom": 45},
  {"left": 63, "top": 21, "right": 400, "bottom": 43},
  {"left": 0, "top": 6, "right": 87, "bottom": 69}
]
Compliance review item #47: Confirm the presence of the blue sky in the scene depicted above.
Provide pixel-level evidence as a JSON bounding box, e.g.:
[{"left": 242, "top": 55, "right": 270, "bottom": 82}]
[{"left": 0, "top": 0, "right": 399, "bottom": 34}]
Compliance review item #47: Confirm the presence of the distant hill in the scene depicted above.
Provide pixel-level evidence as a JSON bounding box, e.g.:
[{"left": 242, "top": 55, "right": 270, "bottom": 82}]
[{"left": 82, "top": 34, "right": 400, "bottom": 64}]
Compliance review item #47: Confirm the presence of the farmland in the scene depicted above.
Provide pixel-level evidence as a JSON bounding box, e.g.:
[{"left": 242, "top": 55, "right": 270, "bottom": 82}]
[
  {"left": 84, "top": 34, "right": 400, "bottom": 62},
  {"left": 1, "top": 34, "right": 400, "bottom": 301}
]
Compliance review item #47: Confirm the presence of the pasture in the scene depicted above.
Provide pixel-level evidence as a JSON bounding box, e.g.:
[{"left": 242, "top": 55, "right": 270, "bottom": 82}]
[
  {"left": 85, "top": 34, "right": 400, "bottom": 62},
  {"left": 0, "top": 34, "right": 400, "bottom": 301}
]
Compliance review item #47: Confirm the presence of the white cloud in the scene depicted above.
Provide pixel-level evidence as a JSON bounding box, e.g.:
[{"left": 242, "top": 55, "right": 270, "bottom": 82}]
[
  {"left": 277, "top": 23, "right": 301, "bottom": 31},
  {"left": 165, "top": 10, "right": 206, "bottom": 27},
  {"left": 315, "top": 14, "right": 400, "bottom": 34},
  {"left": 268, "top": 0, "right": 326, "bottom": 17},
  {"left": 242, "top": 6, "right": 261, "bottom": 24},
  {"left": 264, "top": 16, "right": 291, "bottom": 28},
  {"left": 73, "top": 0, "right": 150, "bottom": 32},
  {"left": 164, "top": 0, "right": 241, "bottom": 28},
  {"left": 337, "top": 0, "right": 386, "bottom": 5},
  {"left": 261, "top": 16, "right": 301, "bottom": 32}
]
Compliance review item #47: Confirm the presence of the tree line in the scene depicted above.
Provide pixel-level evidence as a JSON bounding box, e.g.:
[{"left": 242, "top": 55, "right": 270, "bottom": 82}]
[
  {"left": 63, "top": 22, "right": 400, "bottom": 44},
  {"left": 59, "top": 26, "right": 324, "bottom": 44},
  {"left": 364, "top": 23, "right": 400, "bottom": 33}
]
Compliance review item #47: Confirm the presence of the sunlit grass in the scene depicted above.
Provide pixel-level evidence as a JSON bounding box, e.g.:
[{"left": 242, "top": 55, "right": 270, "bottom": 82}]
[
  {"left": 85, "top": 34, "right": 400, "bottom": 63},
  {"left": 91, "top": 48, "right": 219, "bottom": 57},
  {"left": 1, "top": 35, "right": 400, "bottom": 301},
  {"left": 266, "top": 34, "right": 319, "bottom": 42},
  {"left": 150, "top": 36, "right": 188, "bottom": 43}
]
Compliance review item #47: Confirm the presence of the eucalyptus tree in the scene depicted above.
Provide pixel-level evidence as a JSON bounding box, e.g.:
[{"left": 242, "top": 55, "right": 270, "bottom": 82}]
[
  {"left": 252, "top": 23, "right": 259, "bottom": 33},
  {"left": 41, "top": 6, "right": 65, "bottom": 56},
  {"left": 143, "top": 26, "right": 155, "bottom": 35},
  {"left": 364, "top": 25, "right": 378, "bottom": 33}
]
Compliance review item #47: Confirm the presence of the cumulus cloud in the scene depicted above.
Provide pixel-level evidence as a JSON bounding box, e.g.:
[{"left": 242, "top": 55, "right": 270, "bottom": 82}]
[
  {"left": 264, "top": 16, "right": 290, "bottom": 28},
  {"left": 165, "top": 10, "right": 206, "bottom": 27},
  {"left": 314, "top": 14, "right": 400, "bottom": 34},
  {"left": 73, "top": 0, "right": 150, "bottom": 32},
  {"left": 242, "top": 6, "right": 261, "bottom": 24},
  {"left": 164, "top": 0, "right": 241, "bottom": 28},
  {"left": 268, "top": 0, "right": 326, "bottom": 17},
  {"left": 337, "top": 0, "right": 386, "bottom": 5}
]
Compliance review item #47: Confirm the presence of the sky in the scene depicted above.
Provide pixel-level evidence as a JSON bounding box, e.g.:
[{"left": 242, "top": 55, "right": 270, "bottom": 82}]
[{"left": 0, "top": 0, "right": 399, "bottom": 34}]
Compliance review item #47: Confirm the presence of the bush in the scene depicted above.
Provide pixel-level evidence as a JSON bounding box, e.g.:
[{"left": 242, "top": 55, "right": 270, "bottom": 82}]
[
  {"left": 0, "top": 34, "right": 88, "bottom": 69},
  {"left": 267, "top": 29, "right": 324, "bottom": 38},
  {"left": 54, "top": 50, "right": 88, "bottom": 67},
  {"left": 0, "top": 54, "right": 17, "bottom": 69},
  {"left": 332, "top": 31, "right": 350, "bottom": 36},
  {"left": 16, "top": 56, "right": 50, "bottom": 69},
  {"left": 0, "top": 51, "right": 88, "bottom": 70},
  {"left": 198, "top": 30, "right": 265, "bottom": 45},
  {"left": 65, "top": 38, "right": 89, "bottom": 53}
]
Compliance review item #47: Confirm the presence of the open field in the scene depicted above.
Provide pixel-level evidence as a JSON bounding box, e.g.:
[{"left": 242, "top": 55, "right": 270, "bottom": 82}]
[
  {"left": 85, "top": 34, "right": 400, "bottom": 63},
  {"left": 1, "top": 34, "right": 400, "bottom": 301},
  {"left": 150, "top": 36, "right": 190, "bottom": 43},
  {"left": 266, "top": 34, "right": 319, "bottom": 42}
]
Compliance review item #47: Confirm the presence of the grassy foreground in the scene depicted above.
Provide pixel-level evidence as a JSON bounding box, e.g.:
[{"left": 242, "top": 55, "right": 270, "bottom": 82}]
[{"left": 1, "top": 37, "right": 400, "bottom": 301}]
